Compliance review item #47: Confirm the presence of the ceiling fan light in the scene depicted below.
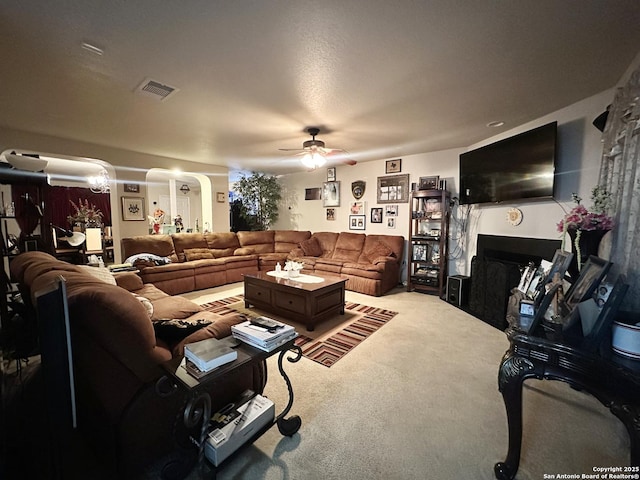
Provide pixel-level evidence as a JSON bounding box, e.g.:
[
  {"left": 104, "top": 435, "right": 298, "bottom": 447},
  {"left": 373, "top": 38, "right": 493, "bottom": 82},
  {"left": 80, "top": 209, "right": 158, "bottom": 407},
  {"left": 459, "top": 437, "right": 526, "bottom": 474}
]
[{"left": 301, "top": 152, "right": 326, "bottom": 169}]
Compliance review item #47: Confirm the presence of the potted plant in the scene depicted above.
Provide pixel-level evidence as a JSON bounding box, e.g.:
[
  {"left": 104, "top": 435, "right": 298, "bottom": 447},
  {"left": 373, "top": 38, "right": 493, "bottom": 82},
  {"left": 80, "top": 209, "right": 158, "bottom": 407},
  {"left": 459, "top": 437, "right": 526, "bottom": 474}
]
[{"left": 233, "top": 172, "right": 282, "bottom": 230}]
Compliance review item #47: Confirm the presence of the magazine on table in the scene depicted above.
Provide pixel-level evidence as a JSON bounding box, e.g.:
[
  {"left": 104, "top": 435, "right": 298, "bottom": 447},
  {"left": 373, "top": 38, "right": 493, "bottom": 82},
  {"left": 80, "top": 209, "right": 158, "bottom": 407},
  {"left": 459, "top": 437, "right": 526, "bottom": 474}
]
[
  {"left": 231, "top": 317, "right": 297, "bottom": 351},
  {"left": 184, "top": 337, "right": 238, "bottom": 372}
]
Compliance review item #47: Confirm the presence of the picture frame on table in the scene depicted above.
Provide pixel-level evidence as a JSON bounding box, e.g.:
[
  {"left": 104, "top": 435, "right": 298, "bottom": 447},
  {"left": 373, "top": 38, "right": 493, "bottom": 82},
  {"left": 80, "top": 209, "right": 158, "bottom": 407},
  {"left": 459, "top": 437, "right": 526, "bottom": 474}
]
[
  {"left": 561, "top": 256, "right": 612, "bottom": 316},
  {"left": 370, "top": 207, "right": 383, "bottom": 223},
  {"left": 581, "top": 275, "right": 629, "bottom": 352},
  {"left": 121, "top": 197, "right": 145, "bottom": 221},
  {"left": 534, "top": 250, "right": 573, "bottom": 306},
  {"left": 349, "top": 214, "right": 366, "bottom": 230},
  {"left": 419, "top": 176, "right": 440, "bottom": 190},
  {"left": 385, "top": 159, "right": 401, "bottom": 174},
  {"left": 323, "top": 181, "right": 340, "bottom": 207},
  {"left": 377, "top": 174, "right": 410, "bottom": 204}
]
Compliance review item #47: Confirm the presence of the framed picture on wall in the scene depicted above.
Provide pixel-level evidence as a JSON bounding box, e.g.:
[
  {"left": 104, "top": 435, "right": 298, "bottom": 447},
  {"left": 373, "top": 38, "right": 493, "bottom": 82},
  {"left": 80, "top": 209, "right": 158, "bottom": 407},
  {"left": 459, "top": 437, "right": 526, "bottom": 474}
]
[
  {"left": 371, "top": 207, "right": 383, "bottom": 223},
  {"left": 349, "top": 214, "right": 365, "bottom": 230},
  {"left": 121, "top": 197, "right": 145, "bottom": 221},
  {"left": 377, "top": 174, "right": 410, "bottom": 203},
  {"left": 327, "top": 167, "right": 336, "bottom": 182},
  {"left": 385, "top": 159, "right": 401, "bottom": 174},
  {"left": 124, "top": 183, "right": 140, "bottom": 193},
  {"left": 216, "top": 192, "right": 226, "bottom": 203},
  {"left": 323, "top": 181, "right": 340, "bottom": 207}
]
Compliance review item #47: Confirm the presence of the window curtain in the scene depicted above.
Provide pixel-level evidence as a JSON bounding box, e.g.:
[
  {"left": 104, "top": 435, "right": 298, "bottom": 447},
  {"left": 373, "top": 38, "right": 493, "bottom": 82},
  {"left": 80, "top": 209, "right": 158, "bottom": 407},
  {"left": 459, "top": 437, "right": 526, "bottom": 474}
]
[
  {"left": 47, "top": 186, "right": 112, "bottom": 228},
  {"left": 598, "top": 65, "right": 640, "bottom": 311}
]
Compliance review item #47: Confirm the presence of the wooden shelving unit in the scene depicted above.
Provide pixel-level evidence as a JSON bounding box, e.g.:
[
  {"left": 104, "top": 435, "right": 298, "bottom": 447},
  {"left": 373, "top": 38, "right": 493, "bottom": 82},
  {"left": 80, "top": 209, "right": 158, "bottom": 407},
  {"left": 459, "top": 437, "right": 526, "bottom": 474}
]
[{"left": 406, "top": 189, "right": 450, "bottom": 297}]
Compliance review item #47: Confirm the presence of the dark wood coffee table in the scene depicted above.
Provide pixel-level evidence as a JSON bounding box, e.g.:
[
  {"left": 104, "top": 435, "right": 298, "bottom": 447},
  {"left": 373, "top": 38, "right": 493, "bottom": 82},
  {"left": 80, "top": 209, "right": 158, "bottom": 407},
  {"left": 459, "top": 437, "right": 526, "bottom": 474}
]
[{"left": 243, "top": 272, "right": 347, "bottom": 331}]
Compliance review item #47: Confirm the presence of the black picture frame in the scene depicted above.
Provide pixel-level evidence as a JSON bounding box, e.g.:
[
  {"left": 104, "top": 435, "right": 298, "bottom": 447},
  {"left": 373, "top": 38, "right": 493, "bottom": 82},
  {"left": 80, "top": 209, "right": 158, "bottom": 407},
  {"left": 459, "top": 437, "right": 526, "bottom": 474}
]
[
  {"left": 562, "top": 256, "right": 612, "bottom": 316},
  {"left": 419, "top": 176, "right": 440, "bottom": 190},
  {"left": 370, "top": 207, "right": 383, "bottom": 223},
  {"left": 581, "top": 275, "right": 629, "bottom": 352},
  {"left": 525, "top": 283, "right": 562, "bottom": 335},
  {"left": 123, "top": 183, "right": 140, "bottom": 193},
  {"left": 534, "top": 249, "right": 573, "bottom": 307},
  {"left": 349, "top": 214, "right": 366, "bottom": 230},
  {"left": 385, "top": 159, "right": 401, "bottom": 174}
]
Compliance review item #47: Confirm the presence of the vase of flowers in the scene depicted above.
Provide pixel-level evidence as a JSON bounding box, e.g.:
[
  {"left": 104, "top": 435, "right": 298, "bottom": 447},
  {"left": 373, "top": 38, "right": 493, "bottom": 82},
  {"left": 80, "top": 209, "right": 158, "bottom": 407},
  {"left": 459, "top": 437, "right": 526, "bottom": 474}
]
[
  {"left": 557, "top": 186, "right": 614, "bottom": 280},
  {"left": 67, "top": 198, "right": 104, "bottom": 231},
  {"left": 148, "top": 208, "right": 166, "bottom": 234},
  {"left": 284, "top": 260, "right": 304, "bottom": 278}
]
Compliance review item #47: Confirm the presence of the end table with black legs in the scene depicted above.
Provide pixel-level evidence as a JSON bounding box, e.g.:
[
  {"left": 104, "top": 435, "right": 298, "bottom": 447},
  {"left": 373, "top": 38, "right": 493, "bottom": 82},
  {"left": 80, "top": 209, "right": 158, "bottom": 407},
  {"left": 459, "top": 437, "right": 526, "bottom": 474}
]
[{"left": 160, "top": 337, "right": 303, "bottom": 479}]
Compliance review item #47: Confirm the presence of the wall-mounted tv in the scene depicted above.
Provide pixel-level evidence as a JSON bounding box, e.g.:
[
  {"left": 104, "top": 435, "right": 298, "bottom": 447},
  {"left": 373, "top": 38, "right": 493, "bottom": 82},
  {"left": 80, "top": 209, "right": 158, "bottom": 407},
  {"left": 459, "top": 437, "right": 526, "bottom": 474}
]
[{"left": 459, "top": 121, "right": 557, "bottom": 205}]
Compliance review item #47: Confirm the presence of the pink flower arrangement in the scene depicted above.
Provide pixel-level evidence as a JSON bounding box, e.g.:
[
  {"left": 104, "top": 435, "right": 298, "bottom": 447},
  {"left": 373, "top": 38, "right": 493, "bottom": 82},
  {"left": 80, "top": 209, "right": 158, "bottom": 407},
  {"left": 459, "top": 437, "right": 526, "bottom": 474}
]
[{"left": 556, "top": 187, "right": 615, "bottom": 233}]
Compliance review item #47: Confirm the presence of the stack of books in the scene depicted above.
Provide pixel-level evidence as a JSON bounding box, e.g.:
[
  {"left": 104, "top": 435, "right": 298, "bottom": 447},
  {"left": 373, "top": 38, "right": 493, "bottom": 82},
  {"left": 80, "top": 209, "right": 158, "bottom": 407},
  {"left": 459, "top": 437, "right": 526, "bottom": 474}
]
[
  {"left": 183, "top": 337, "right": 238, "bottom": 375},
  {"left": 231, "top": 317, "right": 297, "bottom": 352}
]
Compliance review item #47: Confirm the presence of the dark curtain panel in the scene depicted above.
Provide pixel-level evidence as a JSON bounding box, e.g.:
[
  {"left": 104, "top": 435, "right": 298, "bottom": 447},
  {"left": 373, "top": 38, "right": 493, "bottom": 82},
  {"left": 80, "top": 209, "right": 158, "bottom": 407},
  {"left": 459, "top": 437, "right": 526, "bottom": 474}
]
[{"left": 47, "top": 186, "right": 112, "bottom": 228}]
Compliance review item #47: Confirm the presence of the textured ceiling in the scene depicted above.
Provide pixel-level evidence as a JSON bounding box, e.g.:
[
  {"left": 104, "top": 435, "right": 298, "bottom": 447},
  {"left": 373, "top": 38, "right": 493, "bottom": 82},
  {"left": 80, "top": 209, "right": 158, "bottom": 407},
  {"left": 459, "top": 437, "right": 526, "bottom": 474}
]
[{"left": 1, "top": 1, "right": 639, "bottom": 177}]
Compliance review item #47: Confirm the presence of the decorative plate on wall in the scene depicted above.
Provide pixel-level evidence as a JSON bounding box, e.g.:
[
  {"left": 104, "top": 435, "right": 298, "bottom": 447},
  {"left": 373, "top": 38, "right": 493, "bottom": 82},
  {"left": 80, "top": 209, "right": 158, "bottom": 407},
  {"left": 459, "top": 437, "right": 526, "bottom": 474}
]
[{"left": 506, "top": 207, "right": 523, "bottom": 226}]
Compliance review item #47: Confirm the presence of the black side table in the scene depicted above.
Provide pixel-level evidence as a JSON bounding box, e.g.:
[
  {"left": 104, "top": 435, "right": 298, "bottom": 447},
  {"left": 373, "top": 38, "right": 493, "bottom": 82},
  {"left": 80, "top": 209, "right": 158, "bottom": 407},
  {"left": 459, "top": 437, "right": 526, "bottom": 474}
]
[
  {"left": 160, "top": 338, "right": 302, "bottom": 479},
  {"left": 494, "top": 331, "right": 640, "bottom": 480}
]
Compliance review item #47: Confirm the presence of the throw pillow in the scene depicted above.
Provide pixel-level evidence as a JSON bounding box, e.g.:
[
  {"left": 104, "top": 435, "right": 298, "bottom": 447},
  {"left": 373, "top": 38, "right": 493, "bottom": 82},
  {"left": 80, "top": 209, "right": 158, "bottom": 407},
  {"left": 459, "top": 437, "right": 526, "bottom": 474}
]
[
  {"left": 365, "top": 240, "right": 395, "bottom": 263},
  {"left": 299, "top": 236, "right": 323, "bottom": 257},
  {"left": 184, "top": 248, "right": 214, "bottom": 261},
  {"left": 76, "top": 265, "right": 117, "bottom": 285},
  {"left": 153, "top": 318, "right": 213, "bottom": 344},
  {"left": 132, "top": 293, "right": 154, "bottom": 318}
]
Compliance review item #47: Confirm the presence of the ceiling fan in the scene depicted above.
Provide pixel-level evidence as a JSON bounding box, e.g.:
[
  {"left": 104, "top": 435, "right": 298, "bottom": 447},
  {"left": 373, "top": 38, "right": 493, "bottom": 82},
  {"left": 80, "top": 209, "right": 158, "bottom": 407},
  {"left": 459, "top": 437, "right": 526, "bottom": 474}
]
[{"left": 279, "top": 127, "right": 357, "bottom": 169}]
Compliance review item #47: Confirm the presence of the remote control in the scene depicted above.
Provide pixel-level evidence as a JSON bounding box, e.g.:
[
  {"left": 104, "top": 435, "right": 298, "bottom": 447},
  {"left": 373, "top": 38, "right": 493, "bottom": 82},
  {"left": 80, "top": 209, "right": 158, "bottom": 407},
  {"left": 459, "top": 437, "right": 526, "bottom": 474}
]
[{"left": 250, "top": 317, "right": 284, "bottom": 332}]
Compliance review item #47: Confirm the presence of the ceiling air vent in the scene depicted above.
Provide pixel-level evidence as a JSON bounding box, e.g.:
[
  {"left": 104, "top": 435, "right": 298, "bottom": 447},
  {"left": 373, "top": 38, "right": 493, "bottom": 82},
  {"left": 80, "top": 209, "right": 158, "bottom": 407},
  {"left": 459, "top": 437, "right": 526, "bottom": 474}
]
[{"left": 135, "top": 78, "right": 179, "bottom": 101}]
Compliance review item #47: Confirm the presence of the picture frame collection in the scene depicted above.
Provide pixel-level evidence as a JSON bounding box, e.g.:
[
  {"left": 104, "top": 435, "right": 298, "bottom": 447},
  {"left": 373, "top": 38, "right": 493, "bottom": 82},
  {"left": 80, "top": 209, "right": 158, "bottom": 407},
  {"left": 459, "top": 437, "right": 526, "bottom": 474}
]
[{"left": 306, "top": 162, "right": 444, "bottom": 231}]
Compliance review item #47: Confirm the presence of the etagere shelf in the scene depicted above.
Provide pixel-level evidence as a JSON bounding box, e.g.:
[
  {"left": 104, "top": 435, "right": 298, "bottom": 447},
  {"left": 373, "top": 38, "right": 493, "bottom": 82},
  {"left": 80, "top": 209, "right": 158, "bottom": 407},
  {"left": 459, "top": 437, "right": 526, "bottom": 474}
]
[{"left": 407, "top": 189, "right": 450, "bottom": 297}]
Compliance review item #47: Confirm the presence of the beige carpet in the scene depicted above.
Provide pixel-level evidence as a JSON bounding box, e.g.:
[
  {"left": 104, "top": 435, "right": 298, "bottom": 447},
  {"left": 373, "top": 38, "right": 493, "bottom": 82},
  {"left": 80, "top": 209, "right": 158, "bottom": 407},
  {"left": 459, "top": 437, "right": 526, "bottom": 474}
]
[{"left": 181, "top": 284, "right": 629, "bottom": 480}]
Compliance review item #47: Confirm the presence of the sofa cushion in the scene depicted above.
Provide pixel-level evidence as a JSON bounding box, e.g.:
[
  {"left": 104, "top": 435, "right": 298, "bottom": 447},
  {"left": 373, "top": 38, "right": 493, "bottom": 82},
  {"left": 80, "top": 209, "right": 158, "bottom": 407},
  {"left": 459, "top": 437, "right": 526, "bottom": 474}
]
[
  {"left": 275, "top": 230, "right": 311, "bottom": 253},
  {"left": 237, "top": 230, "right": 275, "bottom": 254},
  {"left": 184, "top": 248, "right": 215, "bottom": 261},
  {"left": 76, "top": 265, "right": 117, "bottom": 285},
  {"left": 114, "top": 272, "right": 145, "bottom": 291},
  {"left": 121, "top": 235, "right": 177, "bottom": 262},
  {"left": 234, "top": 247, "right": 255, "bottom": 255},
  {"left": 363, "top": 240, "right": 395, "bottom": 263},
  {"left": 332, "top": 232, "right": 366, "bottom": 262},
  {"left": 309, "top": 232, "right": 339, "bottom": 257},
  {"left": 299, "top": 236, "right": 323, "bottom": 257},
  {"left": 204, "top": 232, "right": 241, "bottom": 258},
  {"left": 151, "top": 296, "right": 203, "bottom": 320},
  {"left": 171, "top": 233, "right": 208, "bottom": 262}
]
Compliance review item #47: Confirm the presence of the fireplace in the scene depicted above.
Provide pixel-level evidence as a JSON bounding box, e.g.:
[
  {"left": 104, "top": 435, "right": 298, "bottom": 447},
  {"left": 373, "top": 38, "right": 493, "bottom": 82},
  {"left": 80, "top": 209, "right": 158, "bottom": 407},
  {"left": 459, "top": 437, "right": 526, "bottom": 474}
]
[{"left": 468, "top": 235, "right": 561, "bottom": 330}]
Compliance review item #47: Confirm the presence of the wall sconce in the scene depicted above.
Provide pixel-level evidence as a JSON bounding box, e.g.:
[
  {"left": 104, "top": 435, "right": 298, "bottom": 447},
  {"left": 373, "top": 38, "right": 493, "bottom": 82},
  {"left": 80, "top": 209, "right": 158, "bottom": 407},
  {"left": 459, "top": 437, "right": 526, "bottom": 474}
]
[{"left": 180, "top": 184, "right": 190, "bottom": 194}]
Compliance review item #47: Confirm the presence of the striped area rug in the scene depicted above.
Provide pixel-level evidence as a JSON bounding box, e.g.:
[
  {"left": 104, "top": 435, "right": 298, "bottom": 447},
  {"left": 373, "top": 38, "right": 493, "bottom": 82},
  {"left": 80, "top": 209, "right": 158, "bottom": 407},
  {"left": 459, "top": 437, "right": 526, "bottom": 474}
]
[{"left": 200, "top": 296, "right": 398, "bottom": 367}]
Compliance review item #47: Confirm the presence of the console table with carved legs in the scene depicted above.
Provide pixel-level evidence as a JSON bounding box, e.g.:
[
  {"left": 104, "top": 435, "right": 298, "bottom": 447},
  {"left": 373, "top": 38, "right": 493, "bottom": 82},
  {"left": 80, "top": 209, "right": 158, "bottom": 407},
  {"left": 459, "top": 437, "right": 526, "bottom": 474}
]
[{"left": 494, "top": 332, "right": 640, "bottom": 480}]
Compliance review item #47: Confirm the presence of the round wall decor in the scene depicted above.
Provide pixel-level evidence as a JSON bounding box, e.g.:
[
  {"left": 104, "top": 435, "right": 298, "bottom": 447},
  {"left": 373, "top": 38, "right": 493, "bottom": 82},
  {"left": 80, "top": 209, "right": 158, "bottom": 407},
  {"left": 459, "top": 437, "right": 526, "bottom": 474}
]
[{"left": 507, "top": 207, "right": 523, "bottom": 226}]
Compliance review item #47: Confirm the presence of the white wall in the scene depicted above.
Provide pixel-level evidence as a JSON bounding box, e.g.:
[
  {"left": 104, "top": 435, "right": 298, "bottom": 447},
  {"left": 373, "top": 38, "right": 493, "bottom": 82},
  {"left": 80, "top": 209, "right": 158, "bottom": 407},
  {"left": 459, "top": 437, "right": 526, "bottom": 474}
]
[{"left": 274, "top": 87, "right": 616, "bottom": 281}]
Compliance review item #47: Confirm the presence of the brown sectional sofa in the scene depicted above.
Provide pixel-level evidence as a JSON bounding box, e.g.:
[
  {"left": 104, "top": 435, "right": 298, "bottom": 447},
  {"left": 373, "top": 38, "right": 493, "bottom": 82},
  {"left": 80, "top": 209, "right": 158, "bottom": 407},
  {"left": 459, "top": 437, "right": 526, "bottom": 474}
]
[
  {"left": 10, "top": 251, "right": 265, "bottom": 476},
  {"left": 121, "top": 230, "right": 404, "bottom": 297}
]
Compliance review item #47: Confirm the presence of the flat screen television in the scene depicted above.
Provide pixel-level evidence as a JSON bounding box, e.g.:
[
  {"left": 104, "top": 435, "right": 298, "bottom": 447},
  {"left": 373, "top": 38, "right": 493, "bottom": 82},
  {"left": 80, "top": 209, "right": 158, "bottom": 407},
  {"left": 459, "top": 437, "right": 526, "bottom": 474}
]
[{"left": 459, "top": 121, "right": 557, "bottom": 205}]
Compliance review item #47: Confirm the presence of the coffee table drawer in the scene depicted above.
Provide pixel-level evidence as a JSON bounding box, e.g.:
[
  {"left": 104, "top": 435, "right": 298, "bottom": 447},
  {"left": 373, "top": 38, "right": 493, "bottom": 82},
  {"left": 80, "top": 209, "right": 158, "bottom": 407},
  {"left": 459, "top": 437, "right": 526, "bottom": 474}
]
[
  {"left": 245, "top": 282, "right": 272, "bottom": 304},
  {"left": 274, "top": 291, "right": 306, "bottom": 315}
]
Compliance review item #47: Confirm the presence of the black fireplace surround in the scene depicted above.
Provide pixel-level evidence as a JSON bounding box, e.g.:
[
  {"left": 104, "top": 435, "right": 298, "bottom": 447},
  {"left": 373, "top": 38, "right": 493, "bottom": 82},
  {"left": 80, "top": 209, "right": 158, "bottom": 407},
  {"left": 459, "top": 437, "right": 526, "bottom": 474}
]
[{"left": 468, "top": 235, "right": 561, "bottom": 330}]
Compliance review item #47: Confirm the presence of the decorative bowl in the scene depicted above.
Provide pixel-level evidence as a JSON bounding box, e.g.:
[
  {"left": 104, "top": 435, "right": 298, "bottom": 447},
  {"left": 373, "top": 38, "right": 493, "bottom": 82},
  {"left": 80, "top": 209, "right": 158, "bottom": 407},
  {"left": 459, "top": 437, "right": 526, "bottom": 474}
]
[{"left": 611, "top": 319, "right": 640, "bottom": 359}]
